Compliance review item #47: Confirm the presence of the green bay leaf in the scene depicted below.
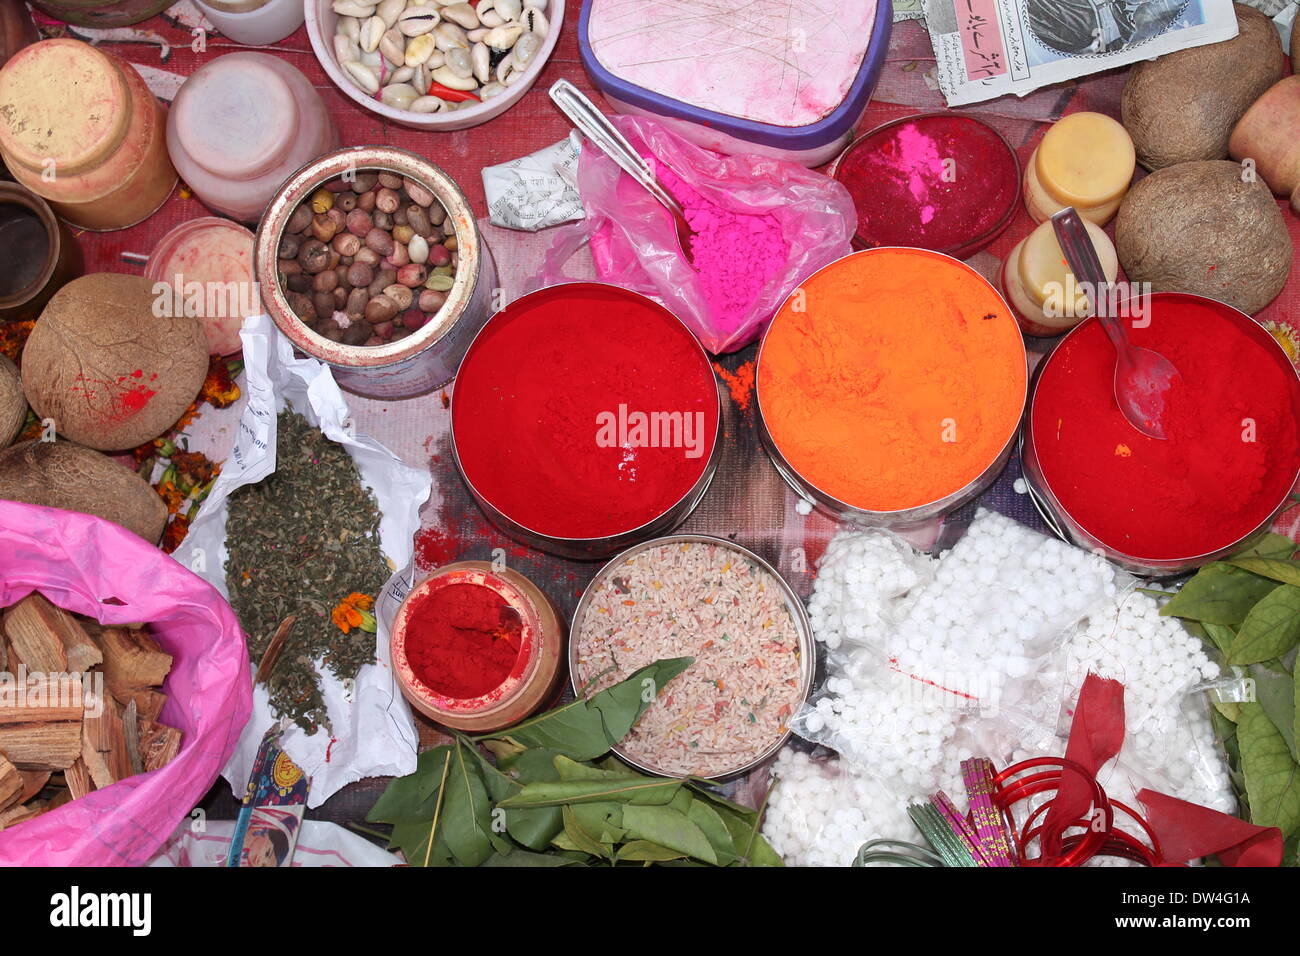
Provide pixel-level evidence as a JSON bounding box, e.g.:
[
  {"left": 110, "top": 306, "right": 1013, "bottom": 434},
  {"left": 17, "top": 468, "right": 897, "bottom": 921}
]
[
  {"left": 1229, "top": 586, "right": 1300, "bottom": 665},
  {"left": 478, "top": 848, "right": 585, "bottom": 867},
  {"left": 388, "top": 821, "right": 455, "bottom": 866},
  {"left": 1238, "top": 702, "right": 1300, "bottom": 838},
  {"left": 621, "top": 804, "right": 717, "bottom": 864},
  {"left": 367, "top": 746, "right": 451, "bottom": 824},
  {"left": 497, "top": 777, "right": 682, "bottom": 808},
  {"left": 552, "top": 753, "right": 647, "bottom": 782},
  {"left": 1235, "top": 533, "right": 1298, "bottom": 561},
  {"left": 1230, "top": 557, "right": 1300, "bottom": 588},
  {"left": 1161, "top": 564, "right": 1278, "bottom": 626},
  {"left": 1250, "top": 663, "right": 1298, "bottom": 763},
  {"left": 560, "top": 805, "right": 613, "bottom": 859},
  {"left": 567, "top": 801, "right": 626, "bottom": 844},
  {"left": 481, "top": 658, "right": 692, "bottom": 761},
  {"left": 1203, "top": 623, "right": 1237, "bottom": 658},
  {"left": 617, "top": 840, "right": 688, "bottom": 863},
  {"left": 441, "top": 743, "right": 495, "bottom": 866},
  {"left": 685, "top": 798, "right": 738, "bottom": 863}
]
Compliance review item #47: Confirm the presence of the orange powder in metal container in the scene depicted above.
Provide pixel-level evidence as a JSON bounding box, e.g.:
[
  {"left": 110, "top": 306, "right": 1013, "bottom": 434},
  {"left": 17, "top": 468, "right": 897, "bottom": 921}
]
[{"left": 757, "top": 248, "right": 1027, "bottom": 512}]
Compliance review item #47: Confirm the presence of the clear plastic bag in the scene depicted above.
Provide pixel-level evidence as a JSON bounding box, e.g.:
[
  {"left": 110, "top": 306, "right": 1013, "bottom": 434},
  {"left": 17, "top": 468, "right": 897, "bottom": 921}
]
[{"left": 537, "top": 114, "right": 856, "bottom": 354}]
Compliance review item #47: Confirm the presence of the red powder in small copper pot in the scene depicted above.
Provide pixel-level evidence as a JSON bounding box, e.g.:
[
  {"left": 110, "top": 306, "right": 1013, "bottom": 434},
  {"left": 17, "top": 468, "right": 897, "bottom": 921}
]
[
  {"left": 391, "top": 562, "right": 564, "bottom": 732},
  {"left": 404, "top": 583, "right": 523, "bottom": 700}
]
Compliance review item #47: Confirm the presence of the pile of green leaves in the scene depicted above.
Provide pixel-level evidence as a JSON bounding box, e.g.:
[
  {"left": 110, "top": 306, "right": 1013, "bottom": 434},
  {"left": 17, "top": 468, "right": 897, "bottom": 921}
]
[
  {"left": 1158, "top": 533, "right": 1300, "bottom": 864},
  {"left": 366, "top": 658, "right": 784, "bottom": 866}
]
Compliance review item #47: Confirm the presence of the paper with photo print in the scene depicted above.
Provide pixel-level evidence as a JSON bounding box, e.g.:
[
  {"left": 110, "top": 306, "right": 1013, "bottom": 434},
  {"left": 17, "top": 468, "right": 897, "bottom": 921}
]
[
  {"left": 171, "top": 314, "right": 428, "bottom": 808},
  {"left": 924, "top": 0, "right": 1240, "bottom": 105}
]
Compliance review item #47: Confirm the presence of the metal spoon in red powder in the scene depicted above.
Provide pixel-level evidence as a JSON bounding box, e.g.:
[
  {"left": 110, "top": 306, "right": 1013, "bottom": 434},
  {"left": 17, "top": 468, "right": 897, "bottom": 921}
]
[{"left": 1029, "top": 293, "right": 1300, "bottom": 564}]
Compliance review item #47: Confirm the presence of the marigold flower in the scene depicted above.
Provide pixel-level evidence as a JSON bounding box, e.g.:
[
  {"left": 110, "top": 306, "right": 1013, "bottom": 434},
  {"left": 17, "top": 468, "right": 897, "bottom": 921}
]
[{"left": 331, "top": 592, "right": 376, "bottom": 634}]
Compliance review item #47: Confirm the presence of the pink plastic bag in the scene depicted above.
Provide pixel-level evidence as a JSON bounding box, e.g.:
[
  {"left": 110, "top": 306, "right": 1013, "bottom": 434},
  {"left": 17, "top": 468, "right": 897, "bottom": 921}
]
[
  {"left": 0, "top": 501, "right": 252, "bottom": 866},
  {"left": 539, "top": 115, "right": 857, "bottom": 354}
]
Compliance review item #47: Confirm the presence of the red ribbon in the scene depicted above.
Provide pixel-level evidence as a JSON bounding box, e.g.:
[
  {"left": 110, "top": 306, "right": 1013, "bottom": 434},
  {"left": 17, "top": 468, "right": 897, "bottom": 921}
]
[
  {"left": 1041, "top": 674, "right": 1126, "bottom": 858},
  {"left": 990, "top": 674, "right": 1280, "bottom": 867},
  {"left": 1137, "top": 789, "right": 1283, "bottom": 867}
]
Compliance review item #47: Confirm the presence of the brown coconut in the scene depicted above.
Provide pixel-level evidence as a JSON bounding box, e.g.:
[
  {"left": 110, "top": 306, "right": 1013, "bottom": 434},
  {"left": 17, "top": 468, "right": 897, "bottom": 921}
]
[
  {"left": 21, "top": 273, "right": 208, "bottom": 451},
  {"left": 0, "top": 353, "right": 24, "bottom": 448},
  {"left": 0, "top": 439, "right": 167, "bottom": 542},
  {"left": 1121, "top": 4, "right": 1285, "bottom": 171},
  {"left": 1115, "top": 160, "right": 1291, "bottom": 315}
]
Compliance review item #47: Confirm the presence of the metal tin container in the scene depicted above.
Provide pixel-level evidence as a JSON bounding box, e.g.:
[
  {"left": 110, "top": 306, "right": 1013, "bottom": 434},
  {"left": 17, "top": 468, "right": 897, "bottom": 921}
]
[
  {"left": 255, "top": 146, "right": 497, "bottom": 399},
  {"left": 568, "top": 534, "right": 816, "bottom": 780},
  {"left": 756, "top": 407, "right": 1019, "bottom": 531},
  {"left": 1021, "top": 295, "right": 1300, "bottom": 578},
  {"left": 450, "top": 282, "right": 723, "bottom": 561},
  {"left": 754, "top": 248, "right": 1028, "bottom": 531},
  {"left": 0, "top": 182, "right": 83, "bottom": 321},
  {"left": 391, "top": 561, "right": 565, "bottom": 733}
]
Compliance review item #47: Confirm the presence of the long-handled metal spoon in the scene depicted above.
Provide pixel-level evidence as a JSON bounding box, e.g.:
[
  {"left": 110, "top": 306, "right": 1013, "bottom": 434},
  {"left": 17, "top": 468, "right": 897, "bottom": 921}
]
[
  {"left": 1051, "top": 207, "right": 1179, "bottom": 439},
  {"left": 549, "top": 79, "right": 694, "bottom": 263}
]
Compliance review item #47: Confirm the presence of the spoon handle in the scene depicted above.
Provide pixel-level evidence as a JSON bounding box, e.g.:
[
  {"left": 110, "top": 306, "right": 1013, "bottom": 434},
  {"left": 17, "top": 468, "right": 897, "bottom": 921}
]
[
  {"left": 548, "top": 79, "right": 688, "bottom": 221},
  {"left": 1050, "top": 207, "right": 1127, "bottom": 353}
]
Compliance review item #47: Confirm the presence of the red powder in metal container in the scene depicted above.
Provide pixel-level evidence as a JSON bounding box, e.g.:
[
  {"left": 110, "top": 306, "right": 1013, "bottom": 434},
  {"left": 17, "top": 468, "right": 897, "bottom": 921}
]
[
  {"left": 834, "top": 113, "right": 1020, "bottom": 258},
  {"left": 1031, "top": 294, "right": 1300, "bottom": 561},
  {"left": 403, "top": 582, "right": 523, "bottom": 700},
  {"left": 452, "top": 284, "right": 719, "bottom": 540}
]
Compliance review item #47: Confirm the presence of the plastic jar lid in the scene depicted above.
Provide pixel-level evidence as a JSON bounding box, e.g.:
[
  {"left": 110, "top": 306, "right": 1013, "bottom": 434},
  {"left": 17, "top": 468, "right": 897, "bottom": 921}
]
[
  {"left": 1034, "top": 112, "right": 1136, "bottom": 208},
  {"left": 580, "top": 0, "right": 889, "bottom": 150},
  {"left": 145, "top": 217, "right": 255, "bottom": 294},
  {"left": 170, "top": 54, "right": 300, "bottom": 181},
  {"left": 0, "top": 40, "right": 131, "bottom": 175}
]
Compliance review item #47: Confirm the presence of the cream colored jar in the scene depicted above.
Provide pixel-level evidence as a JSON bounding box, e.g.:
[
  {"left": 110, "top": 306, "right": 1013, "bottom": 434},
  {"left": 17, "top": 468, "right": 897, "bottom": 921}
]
[
  {"left": 1024, "top": 112, "right": 1135, "bottom": 226},
  {"left": 0, "top": 39, "right": 177, "bottom": 231},
  {"left": 1002, "top": 218, "right": 1119, "bottom": 337}
]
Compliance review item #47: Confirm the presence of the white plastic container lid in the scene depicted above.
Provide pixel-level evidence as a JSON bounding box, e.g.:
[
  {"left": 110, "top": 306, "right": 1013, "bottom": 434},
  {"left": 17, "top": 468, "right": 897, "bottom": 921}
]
[{"left": 581, "top": 0, "right": 888, "bottom": 149}]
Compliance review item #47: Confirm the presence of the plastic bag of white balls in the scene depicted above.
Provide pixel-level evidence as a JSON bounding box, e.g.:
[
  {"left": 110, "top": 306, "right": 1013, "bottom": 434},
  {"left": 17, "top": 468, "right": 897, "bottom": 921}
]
[
  {"left": 793, "top": 510, "right": 1119, "bottom": 784},
  {"left": 804, "top": 529, "right": 936, "bottom": 653},
  {"left": 761, "top": 749, "right": 920, "bottom": 867}
]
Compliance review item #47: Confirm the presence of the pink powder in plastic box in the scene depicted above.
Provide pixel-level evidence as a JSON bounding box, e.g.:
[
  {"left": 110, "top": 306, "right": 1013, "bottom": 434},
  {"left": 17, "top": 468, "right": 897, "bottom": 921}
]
[
  {"left": 581, "top": 0, "right": 890, "bottom": 166},
  {"left": 651, "top": 158, "right": 788, "bottom": 339}
]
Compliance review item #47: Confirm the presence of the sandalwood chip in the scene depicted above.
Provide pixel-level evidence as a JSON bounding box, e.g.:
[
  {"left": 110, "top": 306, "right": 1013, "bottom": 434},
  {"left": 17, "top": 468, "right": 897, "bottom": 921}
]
[
  {"left": 0, "top": 753, "right": 21, "bottom": 810},
  {"left": 138, "top": 720, "right": 182, "bottom": 774},
  {"left": 97, "top": 627, "right": 173, "bottom": 689}
]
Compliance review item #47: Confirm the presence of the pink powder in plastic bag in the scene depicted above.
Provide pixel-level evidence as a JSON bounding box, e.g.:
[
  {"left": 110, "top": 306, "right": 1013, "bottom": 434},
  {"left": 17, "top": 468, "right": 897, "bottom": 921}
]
[
  {"left": 651, "top": 158, "right": 789, "bottom": 338},
  {"left": 536, "top": 114, "right": 856, "bottom": 354}
]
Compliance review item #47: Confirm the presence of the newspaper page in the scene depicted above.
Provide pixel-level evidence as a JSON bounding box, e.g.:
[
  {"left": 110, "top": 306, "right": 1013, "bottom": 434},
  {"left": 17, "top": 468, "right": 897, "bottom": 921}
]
[
  {"left": 924, "top": 0, "right": 1241, "bottom": 106},
  {"left": 895, "top": 0, "right": 927, "bottom": 20}
]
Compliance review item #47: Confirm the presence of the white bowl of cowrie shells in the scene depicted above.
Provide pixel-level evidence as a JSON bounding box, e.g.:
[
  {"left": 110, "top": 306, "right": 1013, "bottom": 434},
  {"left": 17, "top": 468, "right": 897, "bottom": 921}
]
[{"left": 306, "top": 0, "right": 562, "bottom": 130}]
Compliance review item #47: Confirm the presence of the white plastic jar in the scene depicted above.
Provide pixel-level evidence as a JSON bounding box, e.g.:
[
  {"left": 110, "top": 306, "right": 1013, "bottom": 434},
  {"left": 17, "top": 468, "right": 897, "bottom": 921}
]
[
  {"left": 195, "top": 0, "right": 304, "bottom": 46},
  {"left": 167, "top": 52, "right": 338, "bottom": 223}
]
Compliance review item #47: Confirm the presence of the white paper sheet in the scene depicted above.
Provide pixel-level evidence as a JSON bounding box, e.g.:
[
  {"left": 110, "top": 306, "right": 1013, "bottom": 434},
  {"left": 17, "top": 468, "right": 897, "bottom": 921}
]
[
  {"left": 148, "top": 819, "right": 402, "bottom": 867},
  {"left": 172, "top": 314, "right": 428, "bottom": 808}
]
